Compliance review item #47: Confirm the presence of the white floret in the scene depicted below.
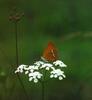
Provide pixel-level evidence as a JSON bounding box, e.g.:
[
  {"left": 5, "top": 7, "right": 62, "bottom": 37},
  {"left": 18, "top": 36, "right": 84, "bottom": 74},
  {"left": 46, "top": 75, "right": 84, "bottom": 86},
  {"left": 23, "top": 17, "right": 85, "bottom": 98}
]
[
  {"left": 53, "top": 60, "right": 67, "bottom": 67},
  {"left": 50, "top": 69, "right": 66, "bottom": 80},
  {"left": 28, "top": 71, "right": 43, "bottom": 83},
  {"left": 15, "top": 64, "right": 27, "bottom": 73},
  {"left": 34, "top": 61, "right": 44, "bottom": 66}
]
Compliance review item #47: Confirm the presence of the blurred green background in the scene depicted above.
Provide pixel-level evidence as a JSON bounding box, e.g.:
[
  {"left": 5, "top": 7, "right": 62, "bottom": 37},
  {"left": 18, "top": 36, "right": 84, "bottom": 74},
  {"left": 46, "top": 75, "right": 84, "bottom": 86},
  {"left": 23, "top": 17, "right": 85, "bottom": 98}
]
[{"left": 0, "top": 0, "right": 92, "bottom": 100}]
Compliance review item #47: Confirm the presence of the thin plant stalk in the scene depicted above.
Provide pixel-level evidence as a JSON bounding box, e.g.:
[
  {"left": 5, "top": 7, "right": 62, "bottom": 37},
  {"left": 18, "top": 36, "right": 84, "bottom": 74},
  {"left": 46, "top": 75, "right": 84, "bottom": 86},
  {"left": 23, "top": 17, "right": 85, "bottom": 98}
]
[
  {"left": 41, "top": 70, "right": 47, "bottom": 100},
  {"left": 14, "top": 21, "right": 29, "bottom": 100},
  {"left": 15, "top": 21, "right": 19, "bottom": 69},
  {"left": 41, "top": 81, "right": 45, "bottom": 100}
]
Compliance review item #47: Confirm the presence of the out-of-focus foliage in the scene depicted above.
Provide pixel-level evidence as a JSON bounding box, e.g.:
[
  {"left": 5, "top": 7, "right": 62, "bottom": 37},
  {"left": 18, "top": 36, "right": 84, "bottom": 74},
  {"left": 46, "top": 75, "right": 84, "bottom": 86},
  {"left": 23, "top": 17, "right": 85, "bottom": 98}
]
[{"left": 0, "top": 0, "right": 92, "bottom": 100}]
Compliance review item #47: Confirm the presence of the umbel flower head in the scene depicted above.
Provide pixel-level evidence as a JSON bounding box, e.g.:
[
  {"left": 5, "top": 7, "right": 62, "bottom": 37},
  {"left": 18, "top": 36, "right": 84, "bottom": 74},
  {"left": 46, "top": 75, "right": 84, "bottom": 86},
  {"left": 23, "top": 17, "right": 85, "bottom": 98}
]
[
  {"left": 15, "top": 60, "right": 67, "bottom": 83},
  {"left": 15, "top": 42, "right": 67, "bottom": 83}
]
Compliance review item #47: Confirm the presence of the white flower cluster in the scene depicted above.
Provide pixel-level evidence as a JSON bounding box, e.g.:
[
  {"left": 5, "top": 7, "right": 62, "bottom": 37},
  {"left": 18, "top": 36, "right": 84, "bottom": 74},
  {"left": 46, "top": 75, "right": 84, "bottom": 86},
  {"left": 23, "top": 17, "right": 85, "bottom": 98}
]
[{"left": 15, "top": 60, "right": 67, "bottom": 83}]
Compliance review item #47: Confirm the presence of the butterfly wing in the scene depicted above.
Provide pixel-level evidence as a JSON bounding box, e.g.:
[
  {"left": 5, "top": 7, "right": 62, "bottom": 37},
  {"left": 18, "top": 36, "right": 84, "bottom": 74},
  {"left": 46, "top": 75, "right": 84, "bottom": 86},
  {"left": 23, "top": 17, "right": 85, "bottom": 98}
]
[{"left": 42, "top": 42, "right": 58, "bottom": 62}]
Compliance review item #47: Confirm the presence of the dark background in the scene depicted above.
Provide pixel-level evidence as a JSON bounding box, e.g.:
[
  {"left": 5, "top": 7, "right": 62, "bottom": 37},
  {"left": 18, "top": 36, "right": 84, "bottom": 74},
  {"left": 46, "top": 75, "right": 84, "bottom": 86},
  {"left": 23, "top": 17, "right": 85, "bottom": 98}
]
[{"left": 0, "top": 0, "right": 92, "bottom": 100}]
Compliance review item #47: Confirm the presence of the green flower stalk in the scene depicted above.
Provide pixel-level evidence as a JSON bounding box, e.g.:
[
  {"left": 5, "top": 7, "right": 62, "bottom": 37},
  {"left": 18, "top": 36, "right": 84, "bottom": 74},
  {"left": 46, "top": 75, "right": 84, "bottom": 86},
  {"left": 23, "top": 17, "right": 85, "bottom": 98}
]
[{"left": 9, "top": 7, "right": 29, "bottom": 100}]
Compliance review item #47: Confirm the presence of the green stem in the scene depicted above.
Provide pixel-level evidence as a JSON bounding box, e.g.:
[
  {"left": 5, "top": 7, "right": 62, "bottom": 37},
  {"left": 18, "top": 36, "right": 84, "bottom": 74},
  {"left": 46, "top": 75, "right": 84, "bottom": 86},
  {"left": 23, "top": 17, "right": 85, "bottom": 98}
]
[
  {"left": 15, "top": 21, "right": 19, "bottom": 67},
  {"left": 41, "top": 81, "right": 45, "bottom": 100},
  {"left": 14, "top": 21, "right": 29, "bottom": 100},
  {"left": 41, "top": 69, "right": 47, "bottom": 100}
]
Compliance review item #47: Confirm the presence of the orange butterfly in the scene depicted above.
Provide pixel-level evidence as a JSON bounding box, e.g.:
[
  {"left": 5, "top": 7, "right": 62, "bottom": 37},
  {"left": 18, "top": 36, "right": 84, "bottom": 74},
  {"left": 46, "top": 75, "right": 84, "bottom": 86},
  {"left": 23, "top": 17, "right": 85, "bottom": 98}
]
[{"left": 41, "top": 42, "right": 58, "bottom": 62}]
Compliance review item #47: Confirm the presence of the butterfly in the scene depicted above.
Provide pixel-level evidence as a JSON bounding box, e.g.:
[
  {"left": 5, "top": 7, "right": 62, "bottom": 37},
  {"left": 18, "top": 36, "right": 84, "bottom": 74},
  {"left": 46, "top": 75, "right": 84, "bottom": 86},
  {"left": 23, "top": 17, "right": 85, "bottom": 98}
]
[{"left": 41, "top": 42, "right": 58, "bottom": 62}]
